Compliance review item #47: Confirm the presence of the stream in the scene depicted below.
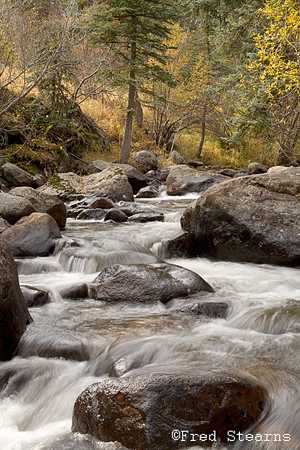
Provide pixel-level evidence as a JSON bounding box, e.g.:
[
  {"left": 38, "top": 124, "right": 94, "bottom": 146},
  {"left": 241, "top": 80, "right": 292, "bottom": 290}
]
[{"left": 0, "top": 192, "right": 300, "bottom": 450}]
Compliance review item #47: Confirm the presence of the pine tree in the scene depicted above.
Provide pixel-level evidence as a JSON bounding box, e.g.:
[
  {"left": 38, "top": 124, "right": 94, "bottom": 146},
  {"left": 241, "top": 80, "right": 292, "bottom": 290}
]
[{"left": 87, "top": 0, "right": 178, "bottom": 163}]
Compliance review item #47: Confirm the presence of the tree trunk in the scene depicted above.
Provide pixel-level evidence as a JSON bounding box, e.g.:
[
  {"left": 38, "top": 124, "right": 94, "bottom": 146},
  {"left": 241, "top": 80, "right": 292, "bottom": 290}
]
[
  {"left": 196, "top": 103, "right": 207, "bottom": 159},
  {"left": 196, "top": 118, "right": 206, "bottom": 158},
  {"left": 121, "top": 41, "right": 136, "bottom": 164}
]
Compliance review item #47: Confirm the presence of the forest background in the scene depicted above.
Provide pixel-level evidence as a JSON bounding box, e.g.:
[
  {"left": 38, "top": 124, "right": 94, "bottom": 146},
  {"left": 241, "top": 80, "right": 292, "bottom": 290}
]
[{"left": 1, "top": 0, "right": 300, "bottom": 175}]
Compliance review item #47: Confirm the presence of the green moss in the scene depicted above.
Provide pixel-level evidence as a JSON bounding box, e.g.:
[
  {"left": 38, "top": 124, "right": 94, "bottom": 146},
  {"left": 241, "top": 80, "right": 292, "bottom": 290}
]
[{"left": 48, "top": 175, "right": 76, "bottom": 194}]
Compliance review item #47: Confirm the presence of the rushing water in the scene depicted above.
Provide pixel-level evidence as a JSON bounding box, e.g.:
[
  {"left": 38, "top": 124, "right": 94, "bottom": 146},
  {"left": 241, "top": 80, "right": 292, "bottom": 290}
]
[{"left": 1, "top": 192, "right": 300, "bottom": 450}]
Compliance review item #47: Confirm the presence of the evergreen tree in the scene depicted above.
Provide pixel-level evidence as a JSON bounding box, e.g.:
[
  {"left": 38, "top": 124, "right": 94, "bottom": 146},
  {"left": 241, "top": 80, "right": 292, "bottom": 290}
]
[{"left": 87, "top": 0, "right": 178, "bottom": 163}]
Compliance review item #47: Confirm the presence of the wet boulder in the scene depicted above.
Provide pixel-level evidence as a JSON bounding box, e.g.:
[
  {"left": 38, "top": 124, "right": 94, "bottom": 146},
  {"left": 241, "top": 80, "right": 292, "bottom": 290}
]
[
  {"left": 2, "top": 212, "right": 62, "bottom": 257},
  {"left": 0, "top": 162, "right": 35, "bottom": 188},
  {"left": 135, "top": 186, "right": 159, "bottom": 198},
  {"left": 171, "top": 302, "right": 229, "bottom": 319},
  {"left": 60, "top": 283, "right": 89, "bottom": 300},
  {"left": 76, "top": 209, "right": 106, "bottom": 220},
  {"left": 0, "top": 237, "right": 32, "bottom": 361},
  {"left": 105, "top": 208, "right": 128, "bottom": 222},
  {"left": 0, "top": 192, "right": 36, "bottom": 224},
  {"left": 89, "top": 263, "right": 213, "bottom": 304},
  {"left": 128, "top": 212, "right": 164, "bottom": 223},
  {"left": 9, "top": 187, "right": 67, "bottom": 228},
  {"left": 181, "top": 167, "right": 300, "bottom": 265},
  {"left": 166, "top": 166, "right": 229, "bottom": 196},
  {"left": 21, "top": 285, "right": 50, "bottom": 307},
  {"left": 72, "top": 373, "right": 267, "bottom": 449},
  {"left": 131, "top": 151, "right": 158, "bottom": 173},
  {"left": 87, "top": 197, "right": 115, "bottom": 209}
]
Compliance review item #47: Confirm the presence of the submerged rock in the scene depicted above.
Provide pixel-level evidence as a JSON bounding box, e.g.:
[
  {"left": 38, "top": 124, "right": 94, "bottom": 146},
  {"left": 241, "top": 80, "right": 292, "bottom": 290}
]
[
  {"left": 128, "top": 212, "right": 164, "bottom": 223},
  {"left": 60, "top": 283, "right": 89, "bottom": 300},
  {"left": 72, "top": 373, "right": 267, "bottom": 449},
  {"left": 0, "top": 237, "right": 32, "bottom": 361},
  {"left": 89, "top": 263, "right": 213, "bottom": 304},
  {"left": 171, "top": 301, "right": 229, "bottom": 319},
  {"left": 181, "top": 167, "right": 300, "bottom": 265},
  {"left": 21, "top": 285, "right": 50, "bottom": 307}
]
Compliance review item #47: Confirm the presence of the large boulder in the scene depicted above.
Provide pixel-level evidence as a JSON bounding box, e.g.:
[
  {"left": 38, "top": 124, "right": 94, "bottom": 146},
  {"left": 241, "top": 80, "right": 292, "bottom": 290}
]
[
  {"left": 166, "top": 166, "right": 229, "bottom": 196},
  {"left": 181, "top": 167, "right": 300, "bottom": 265},
  {"left": 37, "top": 173, "right": 82, "bottom": 201},
  {"left": 83, "top": 168, "right": 134, "bottom": 202},
  {"left": 2, "top": 212, "right": 62, "bottom": 257},
  {"left": 0, "top": 237, "right": 32, "bottom": 360},
  {"left": 38, "top": 170, "right": 134, "bottom": 202},
  {"left": 0, "top": 162, "right": 35, "bottom": 188},
  {"left": 131, "top": 151, "right": 158, "bottom": 173},
  {"left": 9, "top": 187, "right": 67, "bottom": 228},
  {"left": 86, "top": 161, "right": 148, "bottom": 194},
  {"left": 89, "top": 263, "right": 213, "bottom": 304},
  {"left": 0, "top": 192, "right": 36, "bottom": 224},
  {"left": 72, "top": 374, "right": 267, "bottom": 449}
]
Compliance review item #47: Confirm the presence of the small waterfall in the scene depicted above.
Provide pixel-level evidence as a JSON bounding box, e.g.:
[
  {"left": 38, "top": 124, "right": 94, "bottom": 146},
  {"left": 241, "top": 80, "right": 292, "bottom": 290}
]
[{"left": 1, "top": 196, "right": 300, "bottom": 450}]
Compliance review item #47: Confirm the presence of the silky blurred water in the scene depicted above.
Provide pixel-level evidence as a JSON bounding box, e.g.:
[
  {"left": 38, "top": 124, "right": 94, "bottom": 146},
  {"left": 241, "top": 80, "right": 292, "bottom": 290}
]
[{"left": 0, "top": 194, "right": 299, "bottom": 450}]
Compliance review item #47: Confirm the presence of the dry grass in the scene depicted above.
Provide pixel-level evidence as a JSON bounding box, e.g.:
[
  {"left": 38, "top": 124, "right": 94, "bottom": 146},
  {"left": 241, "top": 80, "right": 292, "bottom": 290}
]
[{"left": 80, "top": 97, "right": 282, "bottom": 168}]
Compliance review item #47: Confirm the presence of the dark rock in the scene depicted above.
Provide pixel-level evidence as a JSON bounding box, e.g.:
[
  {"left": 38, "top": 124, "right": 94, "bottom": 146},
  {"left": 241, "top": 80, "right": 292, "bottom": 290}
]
[
  {"left": 220, "top": 168, "right": 237, "bottom": 177},
  {"left": 76, "top": 209, "right": 106, "bottom": 220},
  {"left": 89, "top": 263, "right": 213, "bottom": 304},
  {"left": 72, "top": 373, "right": 267, "bottom": 449},
  {"left": 135, "top": 186, "right": 158, "bottom": 198},
  {"left": 181, "top": 167, "right": 300, "bottom": 265},
  {"left": 88, "top": 197, "right": 115, "bottom": 209},
  {"left": 0, "top": 162, "right": 35, "bottom": 187},
  {"left": 158, "top": 166, "right": 171, "bottom": 182},
  {"left": 60, "top": 283, "right": 89, "bottom": 300},
  {"left": 0, "top": 237, "right": 32, "bottom": 360},
  {"left": 105, "top": 208, "right": 128, "bottom": 222},
  {"left": 21, "top": 285, "right": 50, "bottom": 307},
  {"left": 166, "top": 166, "right": 229, "bottom": 196},
  {"left": 128, "top": 212, "right": 164, "bottom": 223},
  {"left": 247, "top": 162, "right": 268, "bottom": 175},
  {"left": 117, "top": 164, "right": 148, "bottom": 194},
  {"left": 172, "top": 302, "right": 229, "bottom": 319},
  {"left": 188, "top": 160, "right": 204, "bottom": 168},
  {"left": 0, "top": 192, "right": 36, "bottom": 224},
  {"left": 2, "top": 212, "right": 62, "bottom": 257},
  {"left": 9, "top": 187, "right": 67, "bottom": 228},
  {"left": 131, "top": 151, "right": 159, "bottom": 173},
  {"left": 162, "top": 232, "right": 202, "bottom": 258}
]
